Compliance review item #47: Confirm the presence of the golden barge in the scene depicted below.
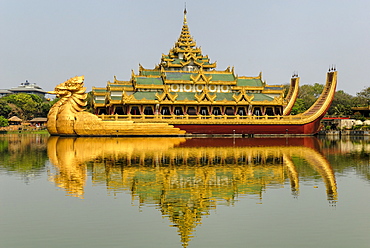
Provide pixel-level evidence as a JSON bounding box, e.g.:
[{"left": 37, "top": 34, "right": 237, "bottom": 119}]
[{"left": 47, "top": 9, "right": 337, "bottom": 136}]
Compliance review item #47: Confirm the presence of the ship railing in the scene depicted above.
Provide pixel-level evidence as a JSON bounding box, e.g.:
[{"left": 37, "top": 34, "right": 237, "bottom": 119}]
[{"left": 98, "top": 114, "right": 310, "bottom": 121}]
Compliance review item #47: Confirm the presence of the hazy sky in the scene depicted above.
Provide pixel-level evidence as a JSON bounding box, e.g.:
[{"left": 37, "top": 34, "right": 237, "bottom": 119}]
[{"left": 1, "top": 0, "right": 369, "bottom": 95}]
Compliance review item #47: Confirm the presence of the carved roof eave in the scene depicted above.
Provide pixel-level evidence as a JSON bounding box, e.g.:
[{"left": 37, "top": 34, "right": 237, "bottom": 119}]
[
  {"left": 202, "top": 63, "right": 217, "bottom": 68},
  {"left": 208, "top": 81, "right": 236, "bottom": 85},
  {"left": 162, "top": 80, "right": 237, "bottom": 85},
  {"left": 92, "top": 92, "right": 106, "bottom": 96},
  {"left": 107, "top": 86, "right": 125, "bottom": 91},
  {"left": 92, "top": 86, "right": 106, "bottom": 90},
  {"left": 109, "top": 100, "right": 122, "bottom": 104},
  {"left": 166, "top": 62, "right": 183, "bottom": 68},
  {"left": 93, "top": 102, "right": 106, "bottom": 107},
  {"left": 122, "top": 92, "right": 135, "bottom": 104},
  {"left": 174, "top": 46, "right": 199, "bottom": 52},
  {"left": 233, "top": 93, "right": 254, "bottom": 103},
  {"left": 238, "top": 76, "right": 262, "bottom": 80},
  {"left": 155, "top": 92, "right": 178, "bottom": 102},
  {"left": 232, "top": 86, "right": 264, "bottom": 91},
  {"left": 138, "top": 66, "right": 160, "bottom": 72},
  {"left": 194, "top": 91, "right": 217, "bottom": 103},
  {"left": 262, "top": 89, "right": 285, "bottom": 94},
  {"left": 135, "top": 85, "right": 164, "bottom": 90},
  {"left": 190, "top": 72, "right": 212, "bottom": 84},
  {"left": 120, "top": 98, "right": 285, "bottom": 106}
]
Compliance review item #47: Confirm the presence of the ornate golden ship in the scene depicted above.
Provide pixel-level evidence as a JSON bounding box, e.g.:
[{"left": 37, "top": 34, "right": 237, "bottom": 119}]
[{"left": 47, "top": 9, "right": 337, "bottom": 136}]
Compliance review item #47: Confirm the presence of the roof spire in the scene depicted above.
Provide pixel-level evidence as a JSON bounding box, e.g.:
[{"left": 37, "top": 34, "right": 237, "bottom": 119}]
[{"left": 184, "top": 3, "right": 187, "bottom": 24}]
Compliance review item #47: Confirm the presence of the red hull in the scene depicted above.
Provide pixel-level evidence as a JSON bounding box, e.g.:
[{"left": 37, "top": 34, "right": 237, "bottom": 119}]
[{"left": 174, "top": 119, "right": 322, "bottom": 135}]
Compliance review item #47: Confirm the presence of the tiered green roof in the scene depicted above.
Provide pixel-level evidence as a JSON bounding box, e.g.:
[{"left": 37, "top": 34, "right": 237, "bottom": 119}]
[{"left": 92, "top": 9, "right": 286, "bottom": 112}]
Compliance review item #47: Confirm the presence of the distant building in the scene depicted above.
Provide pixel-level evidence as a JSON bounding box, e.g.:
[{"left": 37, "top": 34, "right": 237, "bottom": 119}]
[
  {"left": 0, "top": 89, "right": 11, "bottom": 97},
  {"left": 0, "top": 80, "right": 47, "bottom": 98},
  {"left": 352, "top": 106, "right": 370, "bottom": 117}
]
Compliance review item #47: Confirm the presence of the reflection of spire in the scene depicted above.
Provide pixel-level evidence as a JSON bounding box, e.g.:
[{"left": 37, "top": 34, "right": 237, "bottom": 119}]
[
  {"left": 283, "top": 154, "right": 299, "bottom": 197},
  {"left": 301, "top": 149, "right": 338, "bottom": 204}
]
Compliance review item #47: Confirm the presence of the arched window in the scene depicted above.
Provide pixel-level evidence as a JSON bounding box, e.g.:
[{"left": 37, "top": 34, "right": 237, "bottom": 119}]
[
  {"left": 144, "top": 106, "right": 154, "bottom": 115},
  {"left": 130, "top": 106, "right": 140, "bottom": 115},
  {"left": 114, "top": 107, "right": 125, "bottom": 115},
  {"left": 265, "top": 107, "right": 274, "bottom": 116},
  {"left": 225, "top": 107, "right": 234, "bottom": 115},
  {"left": 200, "top": 107, "right": 209, "bottom": 115},
  {"left": 237, "top": 107, "right": 246, "bottom": 116},
  {"left": 253, "top": 107, "right": 261, "bottom": 116},
  {"left": 212, "top": 107, "right": 221, "bottom": 115},
  {"left": 160, "top": 106, "right": 171, "bottom": 115},
  {"left": 174, "top": 107, "right": 184, "bottom": 115},
  {"left": 187, "top": 107, "right": 197, "bottom": 115}
]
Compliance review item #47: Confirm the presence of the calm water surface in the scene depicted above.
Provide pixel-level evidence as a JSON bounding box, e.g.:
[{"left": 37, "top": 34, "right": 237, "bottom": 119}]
[{"left": 1, "top": 134, "right": 370, "bottom": 248}]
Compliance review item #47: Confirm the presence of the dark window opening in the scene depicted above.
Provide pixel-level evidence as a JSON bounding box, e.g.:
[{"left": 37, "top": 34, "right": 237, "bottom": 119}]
[
  {"left": 144, "top": 106, "right": 154, "bottom": 115},
  {"left": 187, "top": 107, "right": 197, "bottom": 115},
  {"left": 212, "top": 107, "right": 221, "bottom": 115},
  {"left": 174, "top": 107, "right": 184, "bottom": 115},
  {"left": 225, "top": 107, "right": 234, "bottom": 115},
  {"left": 253, "top": 107, "right": 261, "bottom": 116},
  {"left": 200, "top": 107, "right": 209, "bottom": 115},
  {"left": 98, "top": 108, "right": 107, "bottom": 115},
  {"left": 114, "top": 107, "right": 125, "bottom": 115},
  {"left": 237, "top": 107, "right": 246, "bottom": 116},
  {"left": 161, "top": 106, "right": 171, "bottom": 115},
  {"left": 130, "top": 106, "right": 140, "bottom": 115},
  {"left": 275, "top": 107, "right": 281, "bottom": 115},
  {"left": 265, "top": 107, "right": 274, "bottom": 116}
]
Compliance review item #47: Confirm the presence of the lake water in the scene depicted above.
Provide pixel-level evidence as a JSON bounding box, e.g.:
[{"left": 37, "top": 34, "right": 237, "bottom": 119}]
[{"left": 1, "top": 134, "right": 370, "bottom": 248}]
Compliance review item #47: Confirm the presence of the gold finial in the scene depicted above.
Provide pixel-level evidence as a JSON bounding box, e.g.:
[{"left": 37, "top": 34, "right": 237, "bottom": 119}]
[{"left": 184, "top": 3, "right": 187, "bottom": 24}]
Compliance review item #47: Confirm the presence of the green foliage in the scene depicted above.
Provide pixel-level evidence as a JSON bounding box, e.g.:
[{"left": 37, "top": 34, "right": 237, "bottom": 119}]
[
  {"left": 1, "top": 93, "right": 52, "bottom": 120},
  {"left": 86, "top": 92, "right": 94, "bottom": 113},
  {"left": 291, "top": 99, "right": 306, "bottom": 114},
  {"left": 298, "top": 83, "right": 324, "bottom": 110},
  {"left": 0, "top": 135, "right": 49, "bottom": 175},
  {"left": 327, "top": 90, "right": 355, "bottom": 116},
  {"left": 0, "top": 99, "right": 12, "bottom": 118},
  {"left": 356, "top": 86, "right": 370, "bottom": 106},
  {"left": 293, "top": 84, "right": 359, "bottom": 117},
  {"left": 0, "top": 116, "right": 8, "bottom": 127}
]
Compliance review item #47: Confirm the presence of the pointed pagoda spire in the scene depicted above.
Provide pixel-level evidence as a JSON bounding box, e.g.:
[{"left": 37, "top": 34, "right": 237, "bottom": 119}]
[
  {"left": 160, "top": 8, "right": 217, "bottom": 70},
  {"left": 184, "top": 3, "right": 187, "bottom": 24},
  {"left": 176, "top": 6, "right": 195, "bottom": 48}
]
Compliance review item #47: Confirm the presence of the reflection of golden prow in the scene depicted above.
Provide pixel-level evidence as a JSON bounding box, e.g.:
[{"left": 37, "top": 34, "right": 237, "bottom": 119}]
[
  {"left": 47, "top": 136, "right": 87, "bottom": 198},
  {"left": 47, "top": 137, "right": 336, "bottom": 247},
  {"left": 47, "top": 76, "right": 186, "bottom": 136}
]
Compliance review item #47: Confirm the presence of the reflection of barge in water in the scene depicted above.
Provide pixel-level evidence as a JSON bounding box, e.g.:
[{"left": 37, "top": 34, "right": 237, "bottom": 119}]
[
  {"left": 47, "top": 10, "right": 337, "bottom": 137},
  {"left": 47, "top": 136, "right": 337, "bottom": 202},
  {"left": 47, "top": 136, "right": 337, "bottom": 248}
]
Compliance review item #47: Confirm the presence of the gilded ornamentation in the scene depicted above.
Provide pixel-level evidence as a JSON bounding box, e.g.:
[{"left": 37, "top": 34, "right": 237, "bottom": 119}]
[
  {"left": 47, "top": 76, "right": 186, "bottom": 136},
  {"left": 233, "top": 87, "right": 255, "bottom": 103}
]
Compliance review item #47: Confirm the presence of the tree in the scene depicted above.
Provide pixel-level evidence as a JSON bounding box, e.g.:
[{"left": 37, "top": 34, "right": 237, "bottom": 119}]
[
  {"left": 291, "top": 83, "right": 325, "bottom": 114},
  {"left": 327, "top": 90, "right": 354, "bottom": 116},
  {"left": 356, "top": 86, "right": 370, "bottom": 107},
  {"left": 291, "top": 99, "right": 306, "bottom": 115},
  {"left": 0, "top": 99, "right": 11, "bottom": 118},
  {"left": 1, "top": 93, "right": 50, "bottom": 120},
  {"left": 298, "top": 83, "right": 324, "bottom": 110},
  {"left": 0, "top": 116, "right": 8, "bottom": 127}
]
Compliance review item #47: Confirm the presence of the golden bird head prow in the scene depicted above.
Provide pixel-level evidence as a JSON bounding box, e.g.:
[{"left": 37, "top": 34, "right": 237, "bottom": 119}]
[{"left": 48, "top": 76, "right": 86, "bottom": 98}]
